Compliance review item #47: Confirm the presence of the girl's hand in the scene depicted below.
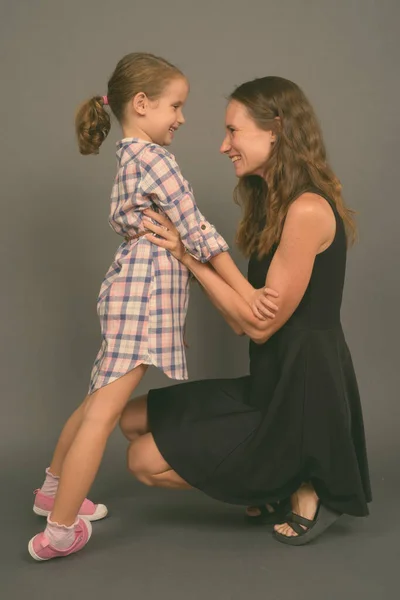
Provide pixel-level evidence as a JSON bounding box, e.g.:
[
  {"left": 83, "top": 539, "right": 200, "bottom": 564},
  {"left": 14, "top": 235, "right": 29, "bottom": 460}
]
[
  {"left": 143, "top": 209, "right": 187, "bottom": 262},
  {"left": 251, "top": 287, "right": 279, "bottom": 320}
]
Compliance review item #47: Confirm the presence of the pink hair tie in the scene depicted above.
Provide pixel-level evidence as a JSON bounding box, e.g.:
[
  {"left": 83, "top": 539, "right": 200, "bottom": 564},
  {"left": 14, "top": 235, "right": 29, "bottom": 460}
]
[{"left": 102, "top": 95, "right": 109, "bottom": 106}]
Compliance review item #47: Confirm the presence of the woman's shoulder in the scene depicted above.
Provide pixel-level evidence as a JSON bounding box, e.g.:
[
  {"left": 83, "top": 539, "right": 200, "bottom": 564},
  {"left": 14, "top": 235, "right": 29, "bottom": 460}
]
[
  {"left": 288, "top": 191, "right": 336, "bottom": 228},
  {"left": 284, "top": 192, "right": 336, "bottom": 248},
  {"left": 289, "top": 191, "right": 333, "bottom": 215}
]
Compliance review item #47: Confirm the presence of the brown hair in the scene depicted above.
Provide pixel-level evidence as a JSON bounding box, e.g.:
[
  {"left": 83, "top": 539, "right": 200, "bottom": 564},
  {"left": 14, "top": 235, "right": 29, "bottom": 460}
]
[
  {"left": 75, "top": 53, "right": 184, "bottom": 155},
  {"left": 230, "top": 76, "right": 357, "bottom": 257}
]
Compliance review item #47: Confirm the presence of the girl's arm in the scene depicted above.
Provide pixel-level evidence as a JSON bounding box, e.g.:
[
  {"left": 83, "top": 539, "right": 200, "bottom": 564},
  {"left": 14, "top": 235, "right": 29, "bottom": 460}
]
[
  {"left": 139, "top": 146, "right": 229, "bottom": 263},
  {"left": 139, "top": 146, "right": 279, "bottom": 317}
]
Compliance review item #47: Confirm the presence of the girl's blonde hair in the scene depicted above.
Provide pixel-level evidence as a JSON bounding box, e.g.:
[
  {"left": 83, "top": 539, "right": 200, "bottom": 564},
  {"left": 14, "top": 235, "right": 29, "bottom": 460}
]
[{"left": 75, "top": 52, "right": 184, "bottom": 155}]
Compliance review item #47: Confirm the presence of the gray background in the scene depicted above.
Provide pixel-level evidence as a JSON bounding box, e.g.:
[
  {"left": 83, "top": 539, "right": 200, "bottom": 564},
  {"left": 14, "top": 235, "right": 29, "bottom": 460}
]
[{"left": 1, "top": 0, "right": 398, "bottom": 598}]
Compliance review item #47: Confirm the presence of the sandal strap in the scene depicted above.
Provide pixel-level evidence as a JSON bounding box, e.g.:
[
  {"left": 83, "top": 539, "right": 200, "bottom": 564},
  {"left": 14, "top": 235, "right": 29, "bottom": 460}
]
[
  {"left": 289, "top": 520, "right": 306, "bottom": 535},
  {"left": 278, "top": 511, "right": 314, "bottom": 537},
  {"left": 256, "top": 506, "right": 272, "bottom": 517},
  {"left": 287, "top": 511, "right": 315, "bottom": 529},
  {"left": 253, "top": 502, "right": 280, "bottom": 515}
]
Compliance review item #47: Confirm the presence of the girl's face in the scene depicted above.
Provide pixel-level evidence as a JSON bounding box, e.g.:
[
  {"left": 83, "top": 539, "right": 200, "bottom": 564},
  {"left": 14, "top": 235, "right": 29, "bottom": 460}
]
[
  {"left": 220, "top": 100, "right": 276, "bottom": 178},
  {"left": 130, "top": 77, "right": 189, "bottom": 146}
]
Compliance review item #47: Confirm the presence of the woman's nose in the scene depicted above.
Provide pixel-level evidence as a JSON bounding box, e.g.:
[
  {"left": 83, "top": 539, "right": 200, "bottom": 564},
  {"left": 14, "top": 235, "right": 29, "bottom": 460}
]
[{"left": 220, "top": 135, "right": 231, "bottom": 154}]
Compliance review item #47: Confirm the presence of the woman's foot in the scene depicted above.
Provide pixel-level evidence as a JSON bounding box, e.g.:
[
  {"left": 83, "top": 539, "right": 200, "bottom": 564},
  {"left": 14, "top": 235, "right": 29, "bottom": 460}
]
[
  {"left": 246, "top": 499, "right": 291, "bottom": 524},
  {"left": 274, "top": 483, "right": 318, "bottom": 538},
  {"left": 246, "top": 504, "right": 276, "bottom": 518}
]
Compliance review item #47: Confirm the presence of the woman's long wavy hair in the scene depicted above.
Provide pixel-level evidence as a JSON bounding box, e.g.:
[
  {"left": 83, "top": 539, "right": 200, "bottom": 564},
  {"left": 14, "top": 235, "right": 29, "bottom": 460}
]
[{"left": 230, "top": 77, "right": 357, "bottom": 258}]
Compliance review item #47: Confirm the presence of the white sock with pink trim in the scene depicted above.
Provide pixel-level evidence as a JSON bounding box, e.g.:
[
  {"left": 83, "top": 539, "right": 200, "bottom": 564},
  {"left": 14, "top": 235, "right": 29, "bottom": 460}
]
[
  {"left": 40, "top": 468, "right": 59, "bottom": 497},
  {"left": 44, "top": 517, "right": 78, "bottom": 550}
]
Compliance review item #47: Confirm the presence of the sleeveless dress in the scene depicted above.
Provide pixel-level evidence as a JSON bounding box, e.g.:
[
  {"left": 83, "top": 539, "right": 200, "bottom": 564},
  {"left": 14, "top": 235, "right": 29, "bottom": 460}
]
[{"left": 147, "top": 190, "right": 371, "bottom": 517}]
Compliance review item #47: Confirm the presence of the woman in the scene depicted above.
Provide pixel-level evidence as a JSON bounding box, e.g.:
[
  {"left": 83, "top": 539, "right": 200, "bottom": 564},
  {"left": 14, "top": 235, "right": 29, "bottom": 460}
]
[{"left": 119, "top": 76, "right": 371, "bottom": 545}]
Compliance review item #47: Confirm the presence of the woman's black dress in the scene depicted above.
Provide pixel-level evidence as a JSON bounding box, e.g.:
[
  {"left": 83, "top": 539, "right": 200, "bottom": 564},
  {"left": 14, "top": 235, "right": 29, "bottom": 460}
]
[{"left": 147, "top": 191, "right": 371, "bottom": 516}]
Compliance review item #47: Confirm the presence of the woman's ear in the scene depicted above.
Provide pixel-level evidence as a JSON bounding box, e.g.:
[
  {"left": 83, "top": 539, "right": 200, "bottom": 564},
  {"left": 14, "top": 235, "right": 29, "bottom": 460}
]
[{"left": 271, "top": 116, "right": 281, "bottom": 143}]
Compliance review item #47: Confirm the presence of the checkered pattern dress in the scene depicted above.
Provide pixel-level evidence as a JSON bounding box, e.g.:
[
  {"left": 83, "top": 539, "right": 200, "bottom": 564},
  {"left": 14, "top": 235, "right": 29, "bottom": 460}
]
[{"left": 89, "top": 139, "right": 229, "bottom": 393}]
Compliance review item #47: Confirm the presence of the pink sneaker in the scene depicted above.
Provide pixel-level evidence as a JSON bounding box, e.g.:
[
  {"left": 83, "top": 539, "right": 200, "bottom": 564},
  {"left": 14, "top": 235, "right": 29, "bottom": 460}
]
[
  {"left": 28, "top": 518, "right": 92, "bottom": 561},
  {"left": 33, "top": 490, "right": 108, "bottom": 522}
]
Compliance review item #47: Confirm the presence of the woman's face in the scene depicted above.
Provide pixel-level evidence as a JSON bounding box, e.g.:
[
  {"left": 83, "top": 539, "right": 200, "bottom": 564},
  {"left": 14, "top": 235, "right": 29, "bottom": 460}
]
[{"left": 220, "top": 100, "right": 275, "bottom": 178}]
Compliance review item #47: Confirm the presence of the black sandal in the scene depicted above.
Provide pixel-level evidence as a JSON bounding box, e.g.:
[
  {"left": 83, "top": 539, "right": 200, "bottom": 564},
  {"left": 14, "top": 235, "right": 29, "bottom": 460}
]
[
  {"left": 246, "top": 499, "right": 290, "bottom": 525},
  {"left": 273, "top": 503, "right": 341, "bottom": 545}
]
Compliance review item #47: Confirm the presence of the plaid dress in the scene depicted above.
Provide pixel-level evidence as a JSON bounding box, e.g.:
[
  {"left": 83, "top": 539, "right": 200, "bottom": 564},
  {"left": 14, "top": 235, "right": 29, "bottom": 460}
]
[{"left": 89, "top": 139, "right": 229, "bottom": 393}]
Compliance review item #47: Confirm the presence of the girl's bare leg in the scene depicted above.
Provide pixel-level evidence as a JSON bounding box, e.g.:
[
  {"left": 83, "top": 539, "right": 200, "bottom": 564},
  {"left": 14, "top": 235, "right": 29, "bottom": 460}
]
[
  {"left": 50, "top": 365, "right": 148, "bottom": 526},
  {"left": 48, "top": 398, "right": 91, "bottom": 476}
]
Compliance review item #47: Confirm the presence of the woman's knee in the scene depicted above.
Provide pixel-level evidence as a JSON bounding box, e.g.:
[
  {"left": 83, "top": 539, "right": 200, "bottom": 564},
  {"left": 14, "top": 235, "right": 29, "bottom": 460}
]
[
  {"left": 126, "top": 440, "right": 155, "bottom": 486},
  {"left": 119, "top": 396, "right": 148, "bottom": 441}
]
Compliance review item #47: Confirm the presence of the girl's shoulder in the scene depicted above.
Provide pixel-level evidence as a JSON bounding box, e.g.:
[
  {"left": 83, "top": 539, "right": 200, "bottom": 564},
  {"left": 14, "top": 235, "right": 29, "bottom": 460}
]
[
  {"left": 117, "top": 138, "right": 176, "bottom": 168},
  {"left": 138, "top": 144, "right": 183, "bottom": 183},
  {"left": 139, "top": 142, "right": 177, "bottom": 165},
  {"left": 118, "top": 140, "right": 184, "bottom": 183}
]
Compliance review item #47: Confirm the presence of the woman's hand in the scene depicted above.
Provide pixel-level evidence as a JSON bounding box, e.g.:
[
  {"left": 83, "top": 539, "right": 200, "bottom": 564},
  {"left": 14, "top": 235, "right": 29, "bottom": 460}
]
[
  {"left": 183, "top": 321, "right": 189, "bottom": 348},
  {"left": 143, "top": 208, "right": 187, "bottom": 263},
  {"left": 144, "top": 207, "right": 279, "bottom": 320},
  {"left": 251, "top": 287, "right": 279, "bottom": 320}
]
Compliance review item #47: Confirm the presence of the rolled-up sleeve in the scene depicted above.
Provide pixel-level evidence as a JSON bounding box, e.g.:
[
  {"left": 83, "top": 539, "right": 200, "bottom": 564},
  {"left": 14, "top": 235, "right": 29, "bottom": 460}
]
[{"left": 140, "top": 146, "right": 229, "bottom": 263}]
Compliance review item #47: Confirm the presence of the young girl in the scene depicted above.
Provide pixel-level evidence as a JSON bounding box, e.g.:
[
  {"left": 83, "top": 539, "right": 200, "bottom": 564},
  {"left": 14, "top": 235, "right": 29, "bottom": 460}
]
[{"left": 29, "top": 52, "right": 279, "bottom": 561}]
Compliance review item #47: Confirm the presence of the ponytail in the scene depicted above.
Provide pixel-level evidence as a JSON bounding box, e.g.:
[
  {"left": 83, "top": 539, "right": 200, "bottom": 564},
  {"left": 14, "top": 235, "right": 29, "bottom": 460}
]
[{"left": 75, "top": 96, "right": 111, "bottom": 155}]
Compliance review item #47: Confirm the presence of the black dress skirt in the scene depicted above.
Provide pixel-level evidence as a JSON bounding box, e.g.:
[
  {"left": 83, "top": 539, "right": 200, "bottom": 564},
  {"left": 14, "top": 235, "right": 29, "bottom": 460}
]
[{"left": 147, "top": 191, "right": 371, "bottom": 517}]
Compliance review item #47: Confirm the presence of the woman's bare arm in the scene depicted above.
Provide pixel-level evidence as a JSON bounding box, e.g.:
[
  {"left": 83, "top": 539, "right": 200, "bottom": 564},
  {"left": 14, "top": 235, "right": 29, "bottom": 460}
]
[{"left": 143, "top": 194, "right": 334, "bottom": 342}]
